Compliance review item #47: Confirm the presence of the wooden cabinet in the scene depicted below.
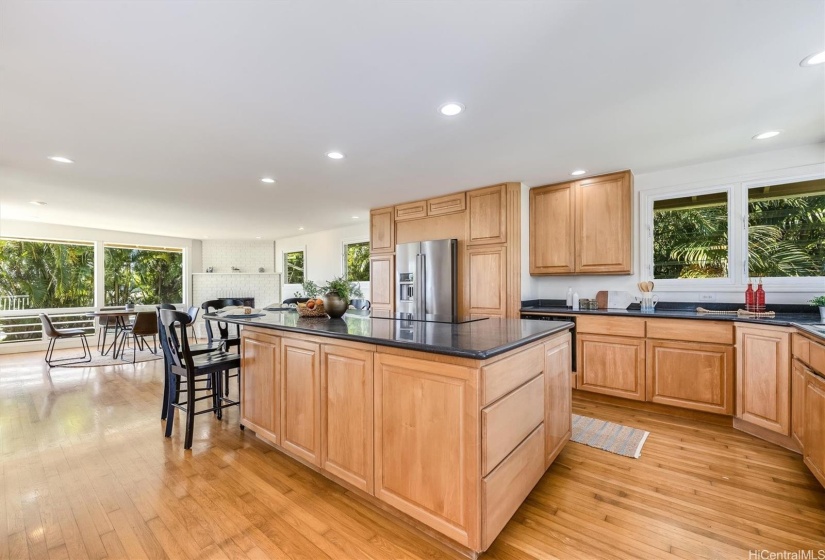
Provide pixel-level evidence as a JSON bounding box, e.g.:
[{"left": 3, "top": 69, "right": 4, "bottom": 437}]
[
  {"left": 373, "top": 353, "right": 479, "bottom": 548},
  {"left": 804, "top": 370, "right": 825, "bottom": 487},
  {"left": 240, "top": 329, "right": 280, "bottom": 443},
  {"left": 529, "top": 183, "right": 575, "bottom": 274},
  {"left": 467, "top": 184, "right": 506, "bottom": 245},
  {"left": 370, "top": 207, "right": 395, "bottom": 254},
  {"left": 369, "top": 255, "right": 394, "bottom": 311},
  {"left": 544, "top": 333, "right": 572, "bottom": 467},
  {"left": 792, "top": 360, "right": 807, "bottom": 449},
  {"left": 577, "top": 333, "right": 646, "bottom": 401},
  {"left": 280, "top": 338, "right": 322, "bottom": 466},
  {"left": 530, "top": 170, "right": 632, "bottom": 275},
  {"left": 465, "top": 245, "right": 507, "bottom": 318},
  {"left": 321, "top": 344, "right": 374, "bottom": 493},
  {"left": 736, "top": 325, "right": 791, "bottom": 436},
  {"left": 646, "top": 340, "right": 734, "bottom": 415},
  {"left": 394, "top": 200, "right": 427, "bottom": 221},
  {"left": 427, "top": 192, "right": 466, "bottom": 216}
]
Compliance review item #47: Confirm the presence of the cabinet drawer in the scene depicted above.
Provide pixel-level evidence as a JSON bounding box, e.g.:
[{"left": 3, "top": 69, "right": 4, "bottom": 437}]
[
  {"left": 576, "top": 315, "right": 645, "bottom": 338},
  {"left": 481, "top": 344, "right": 544, "bottom": 405},
  {"left": 427, "top": 193, "right": 465, "bottom": 216},
  {"left": 811, "top": 339, "right": 825, "bottom": 376},
  {"left": 647, "top": 319, "right": 734, "bottom": 345},
  {"left": 482, "top": 375, "right": 544, "bottom": 476},
  {"left": 481, "top": 423, "right": 545, "bottom": 550},
  {"left": 793, "top": 333, "right": 811, "bottom": 364},
  {"left": 394, "top": 200, "right": 428, "bottom": 221}
]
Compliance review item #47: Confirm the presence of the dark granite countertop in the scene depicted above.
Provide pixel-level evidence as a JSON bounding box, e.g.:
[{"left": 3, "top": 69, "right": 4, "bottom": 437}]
[{"left": 205, "top": 309, "right": 574, "bottom": 359}]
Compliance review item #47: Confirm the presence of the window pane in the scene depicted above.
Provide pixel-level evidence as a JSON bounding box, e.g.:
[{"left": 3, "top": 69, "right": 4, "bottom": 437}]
[
  {"left": 748, "top": 178, "right": 825, "bottom": 278},
  {"left": 104, "top": 246, "right": 183, "bottom": 305},
  {"left": 0, "top": 238, "right": 95, "bottom": 308},
  {"left": 345, "top": 242, "right": 370, "bottom": 282},
  {"left": 284, "top": 251, "right": 305, "bottom": 284},
  {"left": 653, "top": 193, "right": 728, "bottom": 279}
]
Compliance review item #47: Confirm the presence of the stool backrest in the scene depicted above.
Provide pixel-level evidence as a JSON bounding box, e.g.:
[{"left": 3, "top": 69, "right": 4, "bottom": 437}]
[
  {"left": 200, "top": 299, "right": 243, "bottom": 343},
  {"left": 39, "top": 314, "right": 59, "bottom": 339},
  {"left": 158, "top": 309, "right": 192, "bottom": 371},
  {"left": 186, "top": 306, "right": 199, "bottom": 325}
]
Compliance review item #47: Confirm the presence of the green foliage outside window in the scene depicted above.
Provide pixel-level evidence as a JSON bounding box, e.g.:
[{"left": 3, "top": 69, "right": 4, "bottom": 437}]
[
  {"left": 345, "top": 242, "right": 370, "bottom": 282},
  {"left": 284, "top": 251, "right": 305, "bottom": 284},
  {"left": 104, "top": 246, "right": 183, "bottom": 305}
]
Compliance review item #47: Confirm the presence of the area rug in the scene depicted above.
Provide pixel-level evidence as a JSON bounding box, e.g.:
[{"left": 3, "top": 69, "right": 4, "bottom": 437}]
[
  {"left": 59, "top": 348, "right": 162, "bottom": 368},
  {"left": 571, "top": 414, "right": 650, "bottom": 458}
]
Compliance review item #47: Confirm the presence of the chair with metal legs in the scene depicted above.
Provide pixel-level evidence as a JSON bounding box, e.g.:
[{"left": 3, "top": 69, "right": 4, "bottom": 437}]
[
  {"left": 97, "top": 306, "right": 125, "bottom": 355},
  {"left": 39, "top": 314, "right": 92, "bottom": 368},
  {"left": 116, "top": 311, "right": 158, "bottom": 363}
]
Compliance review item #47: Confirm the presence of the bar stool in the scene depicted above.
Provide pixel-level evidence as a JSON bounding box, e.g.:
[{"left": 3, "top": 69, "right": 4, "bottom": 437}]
[
  {"left": 39, "top": 314, "right": 92, "bottom": 367},
  {"left": 201, "top": 299, "right": 243, "bottom": 396}
]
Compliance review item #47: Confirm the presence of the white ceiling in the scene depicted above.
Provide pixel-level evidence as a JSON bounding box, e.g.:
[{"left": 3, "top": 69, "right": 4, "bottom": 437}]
[{"left": 1, "top": 0, "right": 823, "bottom": 240}]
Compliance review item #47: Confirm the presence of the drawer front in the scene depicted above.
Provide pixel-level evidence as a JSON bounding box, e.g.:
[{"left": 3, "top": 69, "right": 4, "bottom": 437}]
[
  {"left": 481, "top": 423, "right": 545, "bottom": 550},
  {"left": 810, "top": 339, "right": 825, "bottom": 375},
  {"left": 482, "top": 375, "right": 544, "bottom": 476},
  {"left": 793, "top": 333, "right": 811, "bottom": 364},
  {"left": 647, "top": 319, "right": 734, "bottom": 345},
  {"left": 394, "top": 200, "right": 428, "bottom": 221},
  {"left": 427, "top": 193, "right": 466, "bottom": 216},
  {"left": 576, "top": 315, "right": 645, "bottom": 338},
  {"left": 481, "top": 344, "right": 544, "bottom": 405}
]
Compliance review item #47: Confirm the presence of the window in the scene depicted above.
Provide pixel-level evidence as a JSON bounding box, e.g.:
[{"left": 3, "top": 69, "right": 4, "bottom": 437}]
[
  {"left": 104, "top": 244, "right": 183, "bottom": 305},
  {"left": 344, "top": 241, "right": 370, "bottom": 282},
  {"left": 284, "top": 250, "right": 305, "bottom": 284},
  {"left": 747, "top": 178, "right": 825, "bottom": 278},
  {"left": 652, "top": 191, "right": 729, "bottom": 279}
]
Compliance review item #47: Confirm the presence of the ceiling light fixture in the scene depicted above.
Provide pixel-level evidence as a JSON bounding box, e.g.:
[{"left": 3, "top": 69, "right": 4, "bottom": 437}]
[
  {"left": 48, "top": 156, "right": 73, "bottom": 163},
  {"left": 255, "top": 236, "right": 262, "bottom": 239},
  {"left": 29, "top": 200, "right": 47, "bottom": 206},
  {"left": 298, "top": 227, "right": 305, "bottom": 231},
  {"left": 352, "top": 216, "right": 359, "bottom": 219},
  {"left": 800, "top": 50, "right": 825, "bottom": 67},
  {"left": 326, "top": 152, "right": 345, "bottom": 160},
  {"left": 438, "top": 102, "right": 465, "bottom": 116},
  {"left": 753, "top": 130, "right": 781, "bottom": 140},
  {"left": 261, "top": 177, "right": 275, "bottom": 184},
  {"left": 571, "top": 169, "right": 587, "bottom": 176}
]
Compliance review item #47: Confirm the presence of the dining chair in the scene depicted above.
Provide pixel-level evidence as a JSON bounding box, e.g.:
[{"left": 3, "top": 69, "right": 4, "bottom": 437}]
[
  {"left": 97, "top": 306, "right": 125, "bottom": 354},
  {"left": 116, "top": 311, "right": 158, "bottom": 363},
  {"left": 39, "top": 314, "right": 92, "bottom": 368},
  {"left": 187, "top": 306, "right": 200, "bottom": 343},
  {"left": 158, "top": 309, "right": 241, "bottom": 449}
]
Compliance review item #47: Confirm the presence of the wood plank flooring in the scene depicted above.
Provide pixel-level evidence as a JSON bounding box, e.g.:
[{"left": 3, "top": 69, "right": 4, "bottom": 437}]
[{"left": 0, "top": 349, "right": 823, "bottom": 559}]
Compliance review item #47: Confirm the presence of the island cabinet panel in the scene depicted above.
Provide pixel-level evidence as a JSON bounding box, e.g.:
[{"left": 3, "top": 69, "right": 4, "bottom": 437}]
[
  {"left": 427, "top": 192, "right": 466, "bottom": 216},
  {"left": 481, "top": 343, "right": 544, "bottom": 405},
  {"left": 373, "top": 353, "right": 480, "bottom": 548},
  {"left": 240, "top": 329, "right": 280, "bottom": 444},
  {"left": 577, "top": 334, "right": 645, "bottom": 401},
  {"left": 736, "top": 325, "right": 791, "bottom": 436},
  {"left": 792, "top": 360, "right": 807, "bottom": 449},
  {"left": 280, "top": 339, "right": 322, "bottom": 466},
  {"left": 465, "top": 245, "right": 507, "bottom": 318},
  {"left": 575, "top": 172, "right": 632, "bottom": 274},
  {"left": 529, "top": 182, "right": 575, "bottom": 275},
  {"left": 370, "top": 207, "right": 395, "bottom": 254},
  {"left": 320, "top": 345, "right": 374, "bottom": 493},
  {"left": 395, "top": 200, "right": 428, "bottom": 221},
  {"left": 369, "top": 255, "right": 394, "bottom": 311},
  {"left": 804, "top": 370, "right": 825, "bottom": 487},
  {"left": 646, "top": 340, "right": 734, "bottom": 415},
  {"left": 544, "top": 333, "right": 572, "bottom": 468},
  {"left": 467, "top": 184, "right": 506, "bottom": 245}
]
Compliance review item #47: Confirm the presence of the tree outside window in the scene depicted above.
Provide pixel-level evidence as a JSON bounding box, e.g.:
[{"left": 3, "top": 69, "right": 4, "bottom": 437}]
[
  {"left": 284, "top": 251, "right": 305, "bottom": 284},
  {"left": 104, "top": 245, "right": 183, "bottom": 305},
  {"left": 345, "top": 241, "right": 370, "bottom": 282}
]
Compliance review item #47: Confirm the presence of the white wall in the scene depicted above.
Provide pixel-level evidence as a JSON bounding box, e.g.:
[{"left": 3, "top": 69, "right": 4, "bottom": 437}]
[
  {"left": 201, "top": 239, "right": 275, "bottom": 273},
  {"left": 275, "top": 223, "right": 370, "bottom": 299},
  {"left": 524, "top": 143, "right": 825, "bottom": 305}
]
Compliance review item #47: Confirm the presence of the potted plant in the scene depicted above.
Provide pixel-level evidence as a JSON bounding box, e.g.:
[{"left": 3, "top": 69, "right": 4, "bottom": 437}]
[
  {"left": 322, "top": 276, "right": 363, "bottom": 319},
  {"left": 294, "top": 280, "right": 321, "bottom": 299},
  {"left": 810, "top": 295, "right": 825, "bottom": 322}
]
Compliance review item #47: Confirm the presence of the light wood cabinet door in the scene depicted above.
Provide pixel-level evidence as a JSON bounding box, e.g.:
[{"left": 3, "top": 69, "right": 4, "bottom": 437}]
[
  {"left": 369, "top": 255, "right": 394, "bottom": 311},
  {"left": 395, "top": 200, "right": 428, "bottom": 221},
  {"left": 544, "top": 333, "right": 572, "bottom": 467},
  {"left": 646, "top": 340, "right": 734, "bottom": 415},
  {"left": 465, "top": 245, "right": 506, "bottom": 317},
  {"left": 736, "top": 325, "right": 791, "bottom": 435},
  {"left": 529, "top": 182, "right": 575, "bottom": 275},
  {"left": 370, "top": 207, "right": 395, "bottom": 254},
  {"left": 467, "top": 185, "right": 506, "bottom": 245},
  {"left": 574, "top": 171, "right": 632, "bottom": 274},
  {"left": 240, "top": 329, "right": 280, "bottom": 444},
  {"left": 321, "top": 345, "right": 374, "bottom": 493},
  {"left": 804, "top": 371, "right": 825, "bottom": 487},
  {"left": 577, "top": 334, "right": 646, "bottom": 401},
  {"left": 373, "top": 353, "right": 479, "bottom": 548},
  {"left": 280, "top": 338, "right": 322, "bottom": 466},
  {"left": 427, "top": 192, "right": 466, "bottom": 216},
  {"left": 792, "top": 360, "right": 807, "bottom": 450}
]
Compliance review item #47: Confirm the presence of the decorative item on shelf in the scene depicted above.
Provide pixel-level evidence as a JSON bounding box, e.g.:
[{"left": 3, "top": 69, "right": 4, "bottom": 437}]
[
  {"left": 205, "top": 266, "right": 214, "bottom": 273},
  {"left": 595, "top": 290, "right": 634, "bottom": 310},
  {"left": 124, "top": 302, "right": 135, "bottom": 311},
  {"left": 231, "top": 266, "right": 241, "bottom": 273},
  {"left": 321, "top": 275, "right": 363, "bottom": 319},
  {"left": 296, "top": 299, "right": 327, "bottom": 317},
  {"left": 566, "top": 287, "right": 573, "bottom": 309},
  {"left": 572, "top": 292, "right": 580, "bottom": 310},
  {"left": 809, "top": 295, "right": 825, "bottom": 322},
  {"left": 258, "top": 267, "right": 265, "bottom": 273}
]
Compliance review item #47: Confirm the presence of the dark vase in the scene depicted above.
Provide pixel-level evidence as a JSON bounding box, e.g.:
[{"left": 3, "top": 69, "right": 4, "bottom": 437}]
[{"left": 322, "top": 293, "right": 348, "bottom": 319}]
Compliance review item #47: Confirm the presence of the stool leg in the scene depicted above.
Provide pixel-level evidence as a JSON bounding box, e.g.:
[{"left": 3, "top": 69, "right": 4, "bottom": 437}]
[
  {"left": 161, "top": 359, "right": 170, "bottom": 420},
  {"left": 184, "top": 373, "right": 196, "bottom": 449},
  {"left": 165, "top": 375, "right": 177, "bottom": 437}
]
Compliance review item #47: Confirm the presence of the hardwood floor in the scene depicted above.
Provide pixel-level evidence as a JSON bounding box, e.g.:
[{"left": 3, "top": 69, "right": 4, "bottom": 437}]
[{"left": 1, "top": 350, "right": 823, "bottom": 559}]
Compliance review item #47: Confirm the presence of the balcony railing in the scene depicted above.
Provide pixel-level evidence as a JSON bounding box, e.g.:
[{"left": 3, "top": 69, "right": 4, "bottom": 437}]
[
  {"left": 0, "top": 295, "right": 31, "bottom": 311},
  {"left": 0, "top": 308, "right": 96, "bottom": 344}
]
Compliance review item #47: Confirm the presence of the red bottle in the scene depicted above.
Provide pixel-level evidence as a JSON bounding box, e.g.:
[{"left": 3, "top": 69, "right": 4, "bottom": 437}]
[
  {"left": 745, "top": 280, "right": 754, "bottom": 312},
  {"left": 756, "top": 278, "right": 766, "bottom": 312}
]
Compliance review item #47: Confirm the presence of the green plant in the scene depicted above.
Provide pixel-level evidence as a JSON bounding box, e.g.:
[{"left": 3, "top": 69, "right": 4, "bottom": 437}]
[
  {"left": 293, "top": 280, "right": 321, "bottom": 299},
  {"left": 322, "top": 275, "right": 363, "bottom": 301},
  {"left": 810, "top": 296, "right": 825, "bottom": 307}
]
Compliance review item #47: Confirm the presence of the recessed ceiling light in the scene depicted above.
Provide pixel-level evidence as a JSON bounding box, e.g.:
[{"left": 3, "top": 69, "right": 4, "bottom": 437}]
[
  {"left": 571, "top": 169, "right": 587, "bottom": 176},
  {"left": 326, "top": 152, "right": 345, "bottom": 160},
  {"left": 48, "top": 156, "right": 73, "bottom": 163},
  {"left": 261, "top": 177, "right": 275, "bottom": 184},
  {"left": 29, "top": 200, "right": 47, "bottom": 206},
  {"left": 298, "top": 227, "right": 304, "bottom": 231},
  {"left": 352, "top": 216, "right": 359, "bottom": 219},
  {"left": 753, "top": 130, "right": 781, "bottom": 140},
  {"left": 438, "top": 102, "right": 465, "bottom": 116},
  {"left": 800, "top": 50, "right": 825, "bottom": 67}
]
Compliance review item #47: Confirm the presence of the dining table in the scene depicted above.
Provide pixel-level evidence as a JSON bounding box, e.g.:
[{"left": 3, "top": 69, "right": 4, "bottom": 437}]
[{"left": 84, "top": 309, "right": 143, "bottom": 358}]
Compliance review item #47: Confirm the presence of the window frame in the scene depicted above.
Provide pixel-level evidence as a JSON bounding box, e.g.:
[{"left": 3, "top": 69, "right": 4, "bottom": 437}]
[
  {"left": 342, "top": 239, "right": 370, "bottom": 282},
  {"left": 102, "top": 242, "right": 185, "bottom": 306}
]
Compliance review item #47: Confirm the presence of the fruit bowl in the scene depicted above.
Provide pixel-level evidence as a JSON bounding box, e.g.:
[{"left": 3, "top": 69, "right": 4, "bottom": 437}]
[{"left": 296, "top": 299, "right": 328, "bottom": 318}]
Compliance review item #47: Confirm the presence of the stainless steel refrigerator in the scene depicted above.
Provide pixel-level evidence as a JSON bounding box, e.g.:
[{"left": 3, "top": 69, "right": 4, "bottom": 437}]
[{"left": 395, "top": 239, "right": 458, "bottom": 321}]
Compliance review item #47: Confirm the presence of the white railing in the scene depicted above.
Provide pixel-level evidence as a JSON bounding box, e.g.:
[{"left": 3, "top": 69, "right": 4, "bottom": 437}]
[
  {"left": 0, "top": 307, "right": 96, "bottom": 344},
  {"left": 0, "top": 295, "right": 31, "bottom": 311}
]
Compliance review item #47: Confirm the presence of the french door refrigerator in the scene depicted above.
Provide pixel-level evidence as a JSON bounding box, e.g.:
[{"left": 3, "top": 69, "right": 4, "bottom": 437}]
[{"left": 395, "top": 239, "right": 458, "bottom": 321}]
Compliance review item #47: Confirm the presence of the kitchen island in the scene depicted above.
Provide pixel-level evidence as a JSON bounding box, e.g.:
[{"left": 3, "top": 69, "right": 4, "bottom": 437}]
[{"left": 208, "top": 310, "right": 574, "bottom": 556}]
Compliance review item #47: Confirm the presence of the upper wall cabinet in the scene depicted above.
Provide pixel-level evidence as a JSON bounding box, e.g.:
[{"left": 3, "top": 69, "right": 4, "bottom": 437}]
[
  {"left": 427, "top": 193, "right": 466, "bottom": 217},
  {"left": 370, "top": 207, "right": 395, "bottom": 254},
  {"left": 530, "top": 170, "right": 632, "bottom": 275},
  {"left": 467, "top": 185, "right": 507, "bottom": 245},
  {"left": 394, "top": 200, "right": 428, "bottom": 222}
]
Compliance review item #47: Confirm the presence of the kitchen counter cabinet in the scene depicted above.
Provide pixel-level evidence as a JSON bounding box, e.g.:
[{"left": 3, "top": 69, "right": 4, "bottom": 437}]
[
  {"left": 577, "top": 333, "right": 646, "bottom": 401},
  {"left": 240, "top": 329, "right": 280, "bottom": 444},
  {"left": 736, "top": 324, "right": 792, "bottom": 436},
  {"left": 792, "top": 360, "right": 807, "bottom": 449},
  {"left": 280, "top": 338, "right": 322, "bottom": 466},
  {"left": 804, "top": 369, "right": 825, "bottom": 487}
]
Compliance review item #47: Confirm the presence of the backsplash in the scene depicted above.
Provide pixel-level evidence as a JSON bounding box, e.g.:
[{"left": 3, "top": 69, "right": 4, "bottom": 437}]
[{"left": 201, "top": 240, "right": 275, "bottom": 273}]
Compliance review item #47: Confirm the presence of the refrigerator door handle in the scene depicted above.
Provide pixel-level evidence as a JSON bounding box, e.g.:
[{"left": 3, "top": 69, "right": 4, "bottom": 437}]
[{"left": 419, "top": 253, "right": 426, "bottom": 315}]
